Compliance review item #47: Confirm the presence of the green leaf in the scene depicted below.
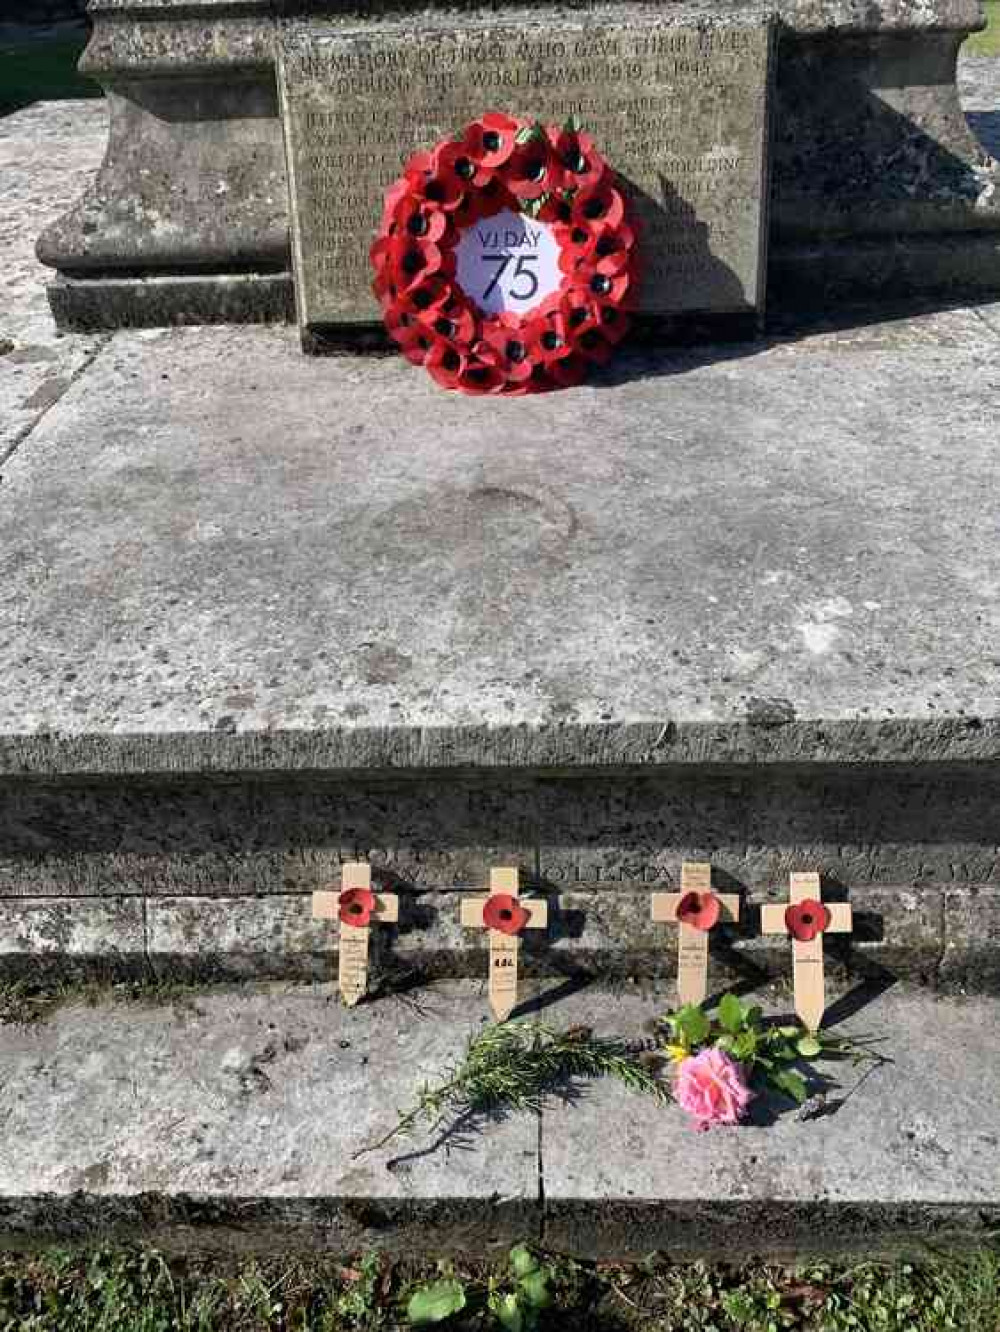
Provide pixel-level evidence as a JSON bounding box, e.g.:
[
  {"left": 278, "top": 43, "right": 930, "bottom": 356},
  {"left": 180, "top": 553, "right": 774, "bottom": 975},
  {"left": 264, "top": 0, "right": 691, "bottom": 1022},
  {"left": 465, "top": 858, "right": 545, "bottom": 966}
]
[
  {"left": 732, "top": 1031, "right": 758, "bottom": 1062},
  {"left": 563, "top": 114, "right": 581, "bottom": 133},
  {"left": 718, "top": 993, "right": 745, "bottom": 1034},
  {"left": 496, "top": 1293, "right": 524, "bottom": 1331},
  {"left": 509, "top": 1245, "right": 538, "bottom": 1279},
  {"left": 406, "top": 1278, "right": 467, "bottom": 1325},
  {"left": 770, "top": 1068, "right": 808, "bottom": 1104},
  {"left": 517, "top": 1271, "right": 551, "bottom": 1308},
  {"left": 675, "top": 1004, "right": 711, "bottom": 1047},
  {"left": 797, "top": 1035, "right": 822, "bottom": 1058},
  {"left": 744, "top": 1006, "right": 763, "bottom": 1029}
]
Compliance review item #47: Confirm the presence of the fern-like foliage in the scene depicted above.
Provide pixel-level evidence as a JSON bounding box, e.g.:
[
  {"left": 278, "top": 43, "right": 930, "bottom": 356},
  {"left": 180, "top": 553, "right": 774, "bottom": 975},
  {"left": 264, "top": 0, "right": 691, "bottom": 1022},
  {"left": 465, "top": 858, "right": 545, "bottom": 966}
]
[{"left": 355, "top": 1021, "right": 669, "bottom": 1158}]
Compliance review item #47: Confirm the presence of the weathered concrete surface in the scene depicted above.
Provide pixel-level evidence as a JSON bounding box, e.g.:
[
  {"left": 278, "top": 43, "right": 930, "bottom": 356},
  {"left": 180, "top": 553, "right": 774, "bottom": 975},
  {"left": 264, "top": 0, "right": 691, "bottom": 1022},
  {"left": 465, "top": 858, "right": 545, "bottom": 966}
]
[
  {"left": 0, "top": 984, "right": 540, "bottom": 1254},
  {"left": 0, "top": 896, "right": 144, "bottom": 979},
  {"left": 2, "top": 310, "right": 1000, "bottom": 774},
  {"left": 959, "top": 53, "right": 1000, "bottom": 161},
  {"left": 0, "top": 100, "right": 108, "bottom": 460},
  {"left": 539, "top": 986, "right": 1000, "bottom": 1258},
  {"left": 0, "top": 982, "right": 996, "bottom": 1257}
]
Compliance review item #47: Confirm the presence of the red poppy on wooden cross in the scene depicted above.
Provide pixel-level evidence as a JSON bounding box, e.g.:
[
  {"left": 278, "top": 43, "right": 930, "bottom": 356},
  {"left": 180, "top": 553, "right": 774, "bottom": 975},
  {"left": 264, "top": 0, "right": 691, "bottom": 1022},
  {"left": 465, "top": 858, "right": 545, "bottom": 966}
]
[
  {"left": 461, "top": 867, "right": 548, "bottom": 1021},
  {"left": 760, "top": 872, "right": 853, "bottom": 1032},
  {"left": 313, "top": 862, "right": 399, "bottom": 1007},
  {"left": 651, "top": 861, "right": 740, "bottom": 1006}
]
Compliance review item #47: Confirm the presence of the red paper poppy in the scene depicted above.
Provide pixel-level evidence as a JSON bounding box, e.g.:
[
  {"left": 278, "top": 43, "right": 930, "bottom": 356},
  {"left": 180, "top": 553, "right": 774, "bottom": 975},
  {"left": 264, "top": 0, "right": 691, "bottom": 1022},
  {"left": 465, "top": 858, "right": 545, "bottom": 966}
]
[
  {"left": 507, "top": 139, "right": 564, "bottom": 200},
  {"left": 464, "top": 112, "right": 520, "bottom": 168},
  {"left": 785, "top": 899, "right": 832, "bottom": 942},
  {"left": 373, "top": 115, "right": 639, "bottom": 394},
  {"left": 676, "top": 891, "right": 722, "bottom": 932},
  {"left": 572, "top": 182, "right": 626, "bottom": 230},
  {"left": 483, "top": 893, "right": 531, "bottom": 935},
  {"left": 339, "top": 887, "right": 375, "bottom": 928},
  {"left": 551, "top": 127, "right": 606, "bottom": 191}
]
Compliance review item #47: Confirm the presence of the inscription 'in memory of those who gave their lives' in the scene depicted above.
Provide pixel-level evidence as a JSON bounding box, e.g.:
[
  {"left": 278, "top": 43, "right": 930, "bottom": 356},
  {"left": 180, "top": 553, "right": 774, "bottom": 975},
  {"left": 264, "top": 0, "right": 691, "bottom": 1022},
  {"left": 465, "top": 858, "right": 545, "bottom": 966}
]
[{"left": 278, "top": 16, "right": 774, "bottom": 329}]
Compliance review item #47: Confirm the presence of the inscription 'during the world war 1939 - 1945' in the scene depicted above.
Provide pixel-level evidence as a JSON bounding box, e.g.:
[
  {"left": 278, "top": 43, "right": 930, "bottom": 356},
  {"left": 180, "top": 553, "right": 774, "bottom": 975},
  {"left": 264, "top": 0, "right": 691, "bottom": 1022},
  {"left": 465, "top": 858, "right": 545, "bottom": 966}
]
[{"left": 278, "top": 13, "right": 774, "bottom": 334}]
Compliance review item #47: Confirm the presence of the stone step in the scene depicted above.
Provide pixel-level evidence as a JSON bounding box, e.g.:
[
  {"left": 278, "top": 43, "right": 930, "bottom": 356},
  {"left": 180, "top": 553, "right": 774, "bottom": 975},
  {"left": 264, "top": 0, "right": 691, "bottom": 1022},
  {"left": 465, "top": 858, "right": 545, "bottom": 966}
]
[
  {"left": 3, "top": 301, "right": 1000, "bottom": 987},
  {"left": 1, "top": 981, "right": 997, "bottom": 1259}
]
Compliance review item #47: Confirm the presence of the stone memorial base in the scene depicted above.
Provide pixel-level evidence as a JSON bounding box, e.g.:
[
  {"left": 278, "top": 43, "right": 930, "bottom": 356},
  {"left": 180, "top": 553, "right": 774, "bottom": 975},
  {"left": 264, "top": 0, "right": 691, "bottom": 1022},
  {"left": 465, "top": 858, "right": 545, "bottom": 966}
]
[{"left": 35, "top": 0, "right": 1000, "bottom": 331}]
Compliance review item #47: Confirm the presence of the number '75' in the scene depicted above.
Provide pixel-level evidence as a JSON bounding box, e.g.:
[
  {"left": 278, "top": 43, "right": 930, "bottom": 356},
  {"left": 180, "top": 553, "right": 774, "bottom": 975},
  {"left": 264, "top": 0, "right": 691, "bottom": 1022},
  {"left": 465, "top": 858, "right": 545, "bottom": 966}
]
[{"left": 482, "top": 254, "right": 539, "bottom": 302}]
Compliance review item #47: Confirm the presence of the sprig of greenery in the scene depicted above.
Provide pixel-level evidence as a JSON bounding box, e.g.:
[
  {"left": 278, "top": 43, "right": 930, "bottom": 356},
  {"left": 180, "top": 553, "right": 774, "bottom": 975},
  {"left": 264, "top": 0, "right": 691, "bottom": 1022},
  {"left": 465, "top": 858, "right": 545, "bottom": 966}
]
[
  {"left": 355, "top": 1021, "right": 669, "bottom": 1158},
  {"left": 656, "top": 993, "right": 887, "bottom": 1105}
]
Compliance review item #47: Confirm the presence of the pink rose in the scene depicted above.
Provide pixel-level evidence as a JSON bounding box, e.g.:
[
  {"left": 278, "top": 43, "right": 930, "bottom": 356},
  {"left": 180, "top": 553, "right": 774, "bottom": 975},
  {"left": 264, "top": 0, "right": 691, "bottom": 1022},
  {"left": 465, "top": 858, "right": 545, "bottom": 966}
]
[{"left": 674, "top": 1048, "right": 753, "bottom": 1131}]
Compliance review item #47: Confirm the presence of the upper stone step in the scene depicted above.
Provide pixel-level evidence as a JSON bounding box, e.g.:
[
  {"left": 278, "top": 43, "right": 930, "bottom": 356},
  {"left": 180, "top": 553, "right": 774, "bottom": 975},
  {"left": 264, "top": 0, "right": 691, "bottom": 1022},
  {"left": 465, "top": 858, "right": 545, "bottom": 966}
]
[{"left": 2, "top": 311, "right": 1000, "bottom": 778}]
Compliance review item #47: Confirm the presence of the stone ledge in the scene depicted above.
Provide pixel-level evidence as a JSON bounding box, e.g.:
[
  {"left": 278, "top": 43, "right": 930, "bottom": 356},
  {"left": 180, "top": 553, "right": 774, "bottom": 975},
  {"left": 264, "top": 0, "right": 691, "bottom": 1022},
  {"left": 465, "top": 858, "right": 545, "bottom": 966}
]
[
  {"left": 1, "top": 983, "right": 997, "bottom": 1258},
  {"left": 3, "top": 317, "right": 1000, "bottom": 776}
]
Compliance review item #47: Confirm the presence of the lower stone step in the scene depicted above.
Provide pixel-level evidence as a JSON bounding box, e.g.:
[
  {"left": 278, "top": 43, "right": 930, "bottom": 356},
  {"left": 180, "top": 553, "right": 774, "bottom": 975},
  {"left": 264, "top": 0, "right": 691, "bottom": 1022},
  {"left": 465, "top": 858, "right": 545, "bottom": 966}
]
[{"left": 1, "top": 981, "right": 997, "bottom": 1259}]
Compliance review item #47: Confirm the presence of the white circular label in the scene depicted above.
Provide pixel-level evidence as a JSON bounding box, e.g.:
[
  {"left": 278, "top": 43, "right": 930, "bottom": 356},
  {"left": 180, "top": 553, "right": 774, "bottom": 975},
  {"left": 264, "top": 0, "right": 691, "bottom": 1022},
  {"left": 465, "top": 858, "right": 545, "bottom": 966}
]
[{"left": 454, "top": 208, "right": 563, "bottom": 316}]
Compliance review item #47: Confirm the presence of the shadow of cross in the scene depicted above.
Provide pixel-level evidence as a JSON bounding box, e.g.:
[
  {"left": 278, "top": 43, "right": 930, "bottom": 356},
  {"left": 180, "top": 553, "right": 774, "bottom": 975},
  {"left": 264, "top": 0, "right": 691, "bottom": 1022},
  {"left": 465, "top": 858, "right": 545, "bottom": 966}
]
[
  {"left": 651, "top": 861, "right": 740, "bottom": 1007},
  {"left": 761, "top": 872, "right": 853, "bottom": 1033},
  {"left": 461, "top": 867, "right": 548, "bottom": 1022},
  {"left": 313, "top": 863, "right": 399, "bottom": 1008}
]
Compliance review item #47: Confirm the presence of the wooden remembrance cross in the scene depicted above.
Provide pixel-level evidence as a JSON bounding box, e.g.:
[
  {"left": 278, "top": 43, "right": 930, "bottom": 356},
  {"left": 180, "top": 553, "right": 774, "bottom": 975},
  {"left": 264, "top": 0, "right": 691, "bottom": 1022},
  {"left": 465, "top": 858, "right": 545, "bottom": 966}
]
[
  {"left": 312, "top": 862, "right": 399, "bottom": 1006},
  {"left": 652, "top": 861, "right": 740, "bottom": 1006},
  {"left": 461, "top": 867, "right": 548, "bottom": 1021},
  {"left": 761, "top": 872, "right": 853, "bottom": 1032}
]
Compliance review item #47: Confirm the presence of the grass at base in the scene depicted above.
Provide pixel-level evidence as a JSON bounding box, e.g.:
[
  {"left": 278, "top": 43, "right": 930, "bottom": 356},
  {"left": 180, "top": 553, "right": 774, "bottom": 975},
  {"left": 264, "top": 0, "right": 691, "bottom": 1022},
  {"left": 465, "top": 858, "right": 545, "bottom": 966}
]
[
  {"left": 1, "top": 1245, "right": 998, "bottom": 1331},
  {"left": 0, "top": 38, "right": 100, "bottom": 114},
  {"left": 964, "top": 0, "right": 1000, "bottom": 54}
]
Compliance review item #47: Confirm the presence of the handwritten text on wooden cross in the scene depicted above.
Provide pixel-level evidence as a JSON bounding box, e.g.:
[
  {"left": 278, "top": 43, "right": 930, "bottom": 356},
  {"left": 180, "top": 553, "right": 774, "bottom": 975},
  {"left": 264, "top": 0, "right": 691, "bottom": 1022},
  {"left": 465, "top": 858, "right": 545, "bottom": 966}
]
[
  {"left": 651, "top": 862, "right": 740, "bottom": 1006},
  {"left": 312, "top": 863, "right": 398, "bottom": 1007},
  {"left": 461, "top": 867, "right": 548, "bottom": 1021},
  {"left": 761, "top": 872, "right": 852, "bottom": 1032}
]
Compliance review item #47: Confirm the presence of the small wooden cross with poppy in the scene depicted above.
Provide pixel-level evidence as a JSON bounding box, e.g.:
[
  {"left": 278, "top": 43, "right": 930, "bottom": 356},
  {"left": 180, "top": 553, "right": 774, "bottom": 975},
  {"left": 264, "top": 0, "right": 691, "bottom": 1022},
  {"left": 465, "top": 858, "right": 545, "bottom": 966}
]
[
  {"left": 761, "top": 872, "right": 852, "bottom": 1032},
  {"left": 651, "top": 861, "right": 740, "bottom": 1007},
  {"left": 461, "top": 867, "right": 548, "bottom": 1021},
  {"left": 312, "top": 862, "right": 399, "bottom": 1008}
]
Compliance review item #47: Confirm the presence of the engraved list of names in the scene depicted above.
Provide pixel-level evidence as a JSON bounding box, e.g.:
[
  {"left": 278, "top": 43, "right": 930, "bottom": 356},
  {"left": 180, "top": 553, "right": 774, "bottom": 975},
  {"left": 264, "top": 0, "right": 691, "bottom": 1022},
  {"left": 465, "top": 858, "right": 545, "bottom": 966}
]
[{"left": 279, "top": 13, "right": 774, "bottom": 329}]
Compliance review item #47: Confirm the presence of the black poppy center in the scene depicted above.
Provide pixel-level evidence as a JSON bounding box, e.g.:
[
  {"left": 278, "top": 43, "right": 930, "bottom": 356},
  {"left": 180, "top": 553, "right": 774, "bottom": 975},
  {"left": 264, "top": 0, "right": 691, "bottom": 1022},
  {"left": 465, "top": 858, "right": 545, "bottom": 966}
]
[
  {"left": 425, "top": 180, "right": 446, "bottom": 203},
  {"left": 801, "top": 912, "right": 815, "bottom": 926},
  {"left": 500, "top": 907, "right": 514, "bottom": 921},
  {"left": 571, "top": 227, "right": 589, "bottom": 245},
  {"left": 402, "top": 249, "right": 424, "bottom": 275},
  {"left": 434, "top": 317, "right": 456, "bottom": 338},
  {"left": 566, "top": 150, "right": 587, "bottom": 173},
  {"left": 568, "top": 308, "right": 588, "bottom": 328},
  {"left": 541, "top": 331, "right": 563, "bottom": 352},
  {"left": 483, "top": 130, "right": 502, "bottom": 152},
  {"left": 525, "top": 158, "right": 546, "bottom": 182},
  {"left": 466, "top": 367, "right": 489, "bottom": 383},
  {"left": 580, "top": 330, "right": 602, "bottom": 351},
  {"left": 456, "top": 156, "right": 475, "bottom": 180},
  {"left": 506, "top": 340, "right": 526, "bottom": 363},
  {"left": 590, "top": 274, "right": 612, "bottom": 295},
  {"left": 413, "top": 288, "right": 433, "bottom": 309},
  {"left": 583, "top": 197, "right": 607, "bottom": 220},
  {"left": 442, "top": 350, "right": 461, "bottom": 372},
  {"left": 407, "top": 213, "right": 428, "bottom": 236},
  {"left": 596, "top": 235, "right": 617, "bottom": 257},
  {"left": 349, "top": 902, "right": 364, "bottom": 916}
]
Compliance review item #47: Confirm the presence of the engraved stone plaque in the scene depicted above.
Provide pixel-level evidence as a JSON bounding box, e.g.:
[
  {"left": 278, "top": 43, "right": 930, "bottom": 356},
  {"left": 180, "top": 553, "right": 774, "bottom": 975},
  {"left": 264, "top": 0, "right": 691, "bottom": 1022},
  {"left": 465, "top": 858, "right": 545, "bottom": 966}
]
[{"left": 278, "top": 10, "right": 774, "bottom": 335}]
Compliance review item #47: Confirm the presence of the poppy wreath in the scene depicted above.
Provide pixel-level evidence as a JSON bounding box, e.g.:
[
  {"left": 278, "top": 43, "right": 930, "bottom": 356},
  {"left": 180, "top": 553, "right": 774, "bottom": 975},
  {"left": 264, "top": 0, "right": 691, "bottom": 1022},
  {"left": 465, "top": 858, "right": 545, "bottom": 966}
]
[{"left": 370, "top": 113, "right": 639, "bottom": 395}]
